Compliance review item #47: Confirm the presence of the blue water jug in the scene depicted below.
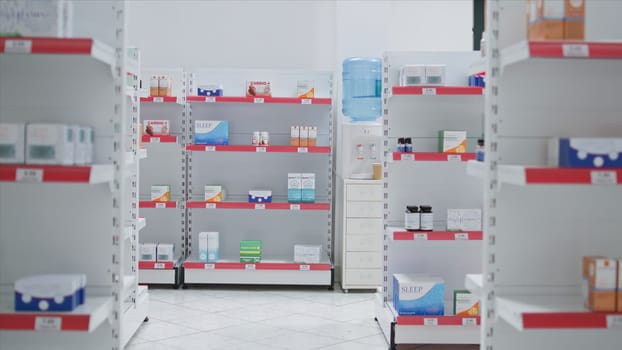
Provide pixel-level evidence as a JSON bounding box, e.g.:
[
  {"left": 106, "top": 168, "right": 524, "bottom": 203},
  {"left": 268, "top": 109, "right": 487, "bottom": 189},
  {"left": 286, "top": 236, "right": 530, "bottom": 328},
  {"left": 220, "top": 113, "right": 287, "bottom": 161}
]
[{"left": 342, "top": 57, "right": 382, "bottom": 122}]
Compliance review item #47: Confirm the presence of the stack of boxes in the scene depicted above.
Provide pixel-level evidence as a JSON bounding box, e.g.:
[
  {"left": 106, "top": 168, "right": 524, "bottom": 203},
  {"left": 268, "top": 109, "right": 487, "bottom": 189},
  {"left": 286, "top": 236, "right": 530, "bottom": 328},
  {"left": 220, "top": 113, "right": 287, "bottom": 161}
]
[
  {"left": 582, "top": 256, "right": 621, "bottom": 312},
  {"left": 294, "top": 245, "right": 322, "bottom": 264},
  {"left": 527, "top": 0, "right": 585, "bottom": 41},
  {"left": 149, "top": 75, "right": 172, "bottom": 97},
  {"left": 240, "top": 240, "right": 262, "bottom": 262},
  {"left": 139, "top": 243, "right": 175, "bottom": 262},
  {"left": 198, "top": 232, "right": 219, "bottom": 262},
  {"left": 288, "top": 173, "right": 315, "bottom": 203},
  {"left": 290, "top": 126, "right": 317, "bottom": 147}
]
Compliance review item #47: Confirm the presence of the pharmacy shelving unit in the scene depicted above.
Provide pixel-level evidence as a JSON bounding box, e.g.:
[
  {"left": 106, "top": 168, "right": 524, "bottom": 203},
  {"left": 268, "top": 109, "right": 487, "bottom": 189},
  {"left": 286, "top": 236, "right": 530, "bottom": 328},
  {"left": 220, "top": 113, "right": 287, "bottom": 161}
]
[
  {"left": 375, "top": 52, "right": 484, "bottom": 350},
  {"left": 0, "top": 14, "right": 148, "bottom": 350},
  {"left": 182, "top": 69, "right": 334, "bottom": 286},
  {"left": 138, "top": 68, "right": 187, "bottom": 287},
  {"left": 477, "top": 2, "right": 622, "bottom": 350}
]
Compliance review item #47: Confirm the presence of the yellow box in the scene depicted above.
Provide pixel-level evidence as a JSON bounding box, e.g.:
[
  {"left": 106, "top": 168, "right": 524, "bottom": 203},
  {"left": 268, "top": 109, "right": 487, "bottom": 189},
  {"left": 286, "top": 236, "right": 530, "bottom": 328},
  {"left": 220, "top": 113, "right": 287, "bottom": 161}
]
[
  {"left": 151, "top": 185, "right": 171, "bottom": 202},
  {"left": 204, "top": 185, "right": 225, "bottom": 202},
  {"left": 587, "top": 257, "right": 617, "bottom": 312}
]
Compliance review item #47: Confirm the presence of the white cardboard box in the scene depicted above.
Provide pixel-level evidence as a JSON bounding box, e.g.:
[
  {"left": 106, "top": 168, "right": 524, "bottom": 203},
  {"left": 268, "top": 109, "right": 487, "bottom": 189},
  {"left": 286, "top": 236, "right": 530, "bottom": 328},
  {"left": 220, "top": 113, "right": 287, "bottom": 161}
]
[
  {"left": 0, "top": 123, "right": 25, "bottom": 164},
  {"left": 26, "top": 123, "right": 74, "bottom": 165}
]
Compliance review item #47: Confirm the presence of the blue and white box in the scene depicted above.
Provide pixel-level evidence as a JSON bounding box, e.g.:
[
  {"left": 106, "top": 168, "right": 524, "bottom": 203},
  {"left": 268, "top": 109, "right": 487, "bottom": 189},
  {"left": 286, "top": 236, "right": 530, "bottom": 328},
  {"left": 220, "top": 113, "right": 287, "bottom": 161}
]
[
  {"left": 198, "top": 232, "right": 219, "bottom": 262},
  {"left": 248, "top": 190, "right": 272, "bottom": 203},
  {"left": 288, "top": 173, "right": 302, "bottom": 203},
  {"left": 15, "top": 274, "right": 86, "bottom": 312},
  {"left": 549, "top": 138, "right": 622, "bottom": 168},
  {"left": 301, "top": 173, "right": 315, "bottom": 203},
  {"left": 197, "top": 84, "right": 224, "bottom": 97},
  {"left": 194, "top": 120, "right": 229, "bottom": 145},
  {"left": 393, "top": 274, "right": 445, "bottom": 316},
  {"left": 0, "top": 123, "right": 25, "bottom": 164}
]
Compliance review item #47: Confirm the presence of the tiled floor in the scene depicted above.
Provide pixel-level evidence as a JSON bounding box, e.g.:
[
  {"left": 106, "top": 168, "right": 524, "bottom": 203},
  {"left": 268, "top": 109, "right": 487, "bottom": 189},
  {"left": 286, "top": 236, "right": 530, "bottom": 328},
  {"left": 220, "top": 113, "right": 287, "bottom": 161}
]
[{"left": 126, "top": 285, "right": 477, "bottom": 350}]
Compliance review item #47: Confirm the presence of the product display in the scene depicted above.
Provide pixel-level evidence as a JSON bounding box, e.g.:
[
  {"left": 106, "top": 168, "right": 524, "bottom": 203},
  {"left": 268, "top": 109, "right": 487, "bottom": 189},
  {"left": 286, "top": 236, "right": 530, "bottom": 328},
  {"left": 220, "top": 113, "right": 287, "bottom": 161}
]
[
  {"left": 453, "top": 290, "right": 479, "bottom": 316},
  {"left": 618, "top": 258, "right": 622, "bottom": 312},
  {"left": 297, "top": 80, "right": 315, "bottom": 98},
  {"left": 140, "top": 243, "right": 157, "bottom": 261},
  {"left": 290, "top": 125, "right": 317, "bottom": 147},
  {"left": 527, "top": 0, "right": 585, "bottom": 40},
  {"left": 197, "top": 84, "right": 224, "bottom": 96},
  {"left": 468, "top": 73, "right": 485, "bottom": 87},
  {"left": 73, "top": 125, "right": 87, "bottom": 165},
  {"left": 26, "top": 123, "right": 74, "bottom": 165},
  {"left": 438, "top": 130, "right": 467, "bottom": 153},
  {"left": 290, "top": 126, "right": 300, "bottom": 146},
  {"left": 194, "top": 120, "right": 229, "bottom": 145},
  {"left": 15, "top": 274, "right": 86, "bottom": 312},
  {"left": 246, "top": 81, "right": 271, "bottom": 97},
  {"left": 446, "top": 209, "right": 482, "bottom": 231},
  {"left": 299, "top": 126, "right": 309, "bottom": 147},
  {"left": 156, "top": 243, "right": 175, "bottom": 262},
  {"left": 301, "top": 173, "right": 315, "bottom": 203},
  {"left": 419, "top": 205, "right": 434, "bottom": 231},
  {"left": 398, "top": 65, "right": 425, "bottom": 86},
  {"left": 248, "top": 190, "right": 272, "bottom": 203},
  {"left": 549, "top": 138, "right": 622, "bottom": 168},
  {"left": 198, "top": 232, "right": 219, "bottom": 262},
  {"left": 393, "top": 274, "right": 445, "bottom": 316},
  {"left": 204, "top": 185, "right": 225, "bottom": 202},
  {"left": 260, "top": 131, "right": 269, "bottom": 145},
  {"left": 144, "top": 120, "right": 170, "bottom": 135},
  {"left": 294, "top": 244, "right": 321, "bottom": 263},
  {"left": 404, "top": 206, "right": 421, "bottom": 231},
  {"left": 151, "top": 185, "right": 171, "bottom": 202},
  {"left": 476, "top": 139, "right": 485, "bottom": 161},
  {"left": 584, "top": 256, "right": 617, "bottom": 312},
  {"left": 424, "top": 65, "right": 446, "bottom": 85},
  {"left": 288, "top": 173, "right": 302, "bottom": 203},
  {"left": 240, "top": 240, "right": 262, "bottom": 262},
  {"left": 0, "top": 123, "right": 25, "bottom": 164},
  {"left": 252, "top": 131, "right": 261, "bottom": 145}
]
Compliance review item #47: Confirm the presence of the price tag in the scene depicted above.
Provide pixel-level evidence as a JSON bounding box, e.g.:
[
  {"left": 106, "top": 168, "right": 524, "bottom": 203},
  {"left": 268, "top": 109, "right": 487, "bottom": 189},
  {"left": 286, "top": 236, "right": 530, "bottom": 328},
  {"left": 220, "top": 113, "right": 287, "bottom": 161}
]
[
  {"left": 5, "top": 39, "right": 32, "bottom": 53},
  {"left": 253, "top": 97, "right": 264, "bottom": 104},
  {"left": 204, "top": 146, "right": 216, "bottom": 152},
  {"left": 205, "top": 96, "right": 216, "bottom": 103},
  {"left": 245, "top": 264, "right": 256, "bottom": 270},
  {"left": 299, "top": 264, "right": 310, "bottom": 271},
  {"left": 423, "top": 318, "right": 438, "bottom": 326},
  {"left": 204, "top": 263, "right": 215, "bottom": 270},
  {"left": 297, "top": 147, "right": 308, "bottom": 153},
  {"left": 400, "top": 153, "right": 415, "bottom": 161},
  {"left": 301, "top": 99, "right": 312, "bottom": 105},
  {"left": 591, "top": 171, "right": 617, "bottom": 185},
  {"left": 255, "top": 204, "right": 266, "bottom": 210},
  {"left": 150, "top": 137, "right": 160, "bottom": 143},
  {"left": 34, "top": 317, "right": 61, "bottom": 331},
  {"left": 422, "top": 88, "right": 437, "bottom": 96},
  {"left": 462, "top": 318, "right": 478, "bottom": 326},
  {"left": 607, "top": 315, "right": 622, "bottom": 328},
  {"left": 562, "top": 44, "right": 589, "bottom": 58},
  {"left": 16, "top": 168, "right": 43, "bottom": 183},
  {"left": 455, "top": 233, "right": 469, "bottom": 240},
  {"left": 153, "top": 97, "right": 164, "bottom": 103},
  {"left": 290, "top": 204, "right": 301, "bottom": 210},
  {"left": 447, "top": 154, "right": 462, "bottom": 162},
  {"left": 256, "top": 147, "right": 267, "bottom": 153},
  {"left": 154, "top": 263, "right": 165, "bottom": 269},
  {"left": 205, "top": 203, "right": 216, "bottom": 209},
  {"left": 414, "top": 233, "right": 428, "bottom": 240},
  {"left": 155, "top": 202, "right": 166, "bottom": 208}
]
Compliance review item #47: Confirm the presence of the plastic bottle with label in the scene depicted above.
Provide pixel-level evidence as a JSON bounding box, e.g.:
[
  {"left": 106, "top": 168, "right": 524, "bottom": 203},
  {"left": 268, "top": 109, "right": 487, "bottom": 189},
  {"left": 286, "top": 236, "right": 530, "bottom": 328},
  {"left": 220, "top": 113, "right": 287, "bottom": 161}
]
[
  {"left": 404, "top": 206, "right": 421, "bottom": 231},
  {"left": 419, "top": 205, "right": 434, "bottom": 231}
]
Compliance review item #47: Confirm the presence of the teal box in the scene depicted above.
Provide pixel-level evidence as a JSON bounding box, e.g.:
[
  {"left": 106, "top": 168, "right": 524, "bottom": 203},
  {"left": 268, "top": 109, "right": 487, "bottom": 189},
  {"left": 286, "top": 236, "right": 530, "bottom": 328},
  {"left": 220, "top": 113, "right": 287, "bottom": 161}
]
[
  {"left": 301, "top": 173, "right": 315, "bottom": 203},
  {"left": 194, "top": 120, "right": 229, "bottom": 145},
  {"left": 288, "top": 173, "right": 302, "bottom": 203}
]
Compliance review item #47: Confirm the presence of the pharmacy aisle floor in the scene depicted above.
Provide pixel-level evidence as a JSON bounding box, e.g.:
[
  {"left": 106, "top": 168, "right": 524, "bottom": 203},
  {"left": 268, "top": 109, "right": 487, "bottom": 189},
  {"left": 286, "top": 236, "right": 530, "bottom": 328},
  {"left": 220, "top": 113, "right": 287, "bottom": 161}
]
[{"left": 126, "top": 286, "right": 478, "bottom": 350}]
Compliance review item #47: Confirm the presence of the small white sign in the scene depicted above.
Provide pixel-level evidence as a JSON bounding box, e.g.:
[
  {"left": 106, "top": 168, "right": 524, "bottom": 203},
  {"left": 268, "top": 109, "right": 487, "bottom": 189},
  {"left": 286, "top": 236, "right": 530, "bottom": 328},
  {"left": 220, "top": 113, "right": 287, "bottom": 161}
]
[
  {"left": 562, "top": 44, "right": 589, "bottom": 58},
  {"left": 256, "top": 147, "right": 267, "bottom": 153},
  {"left": 154, "top": 263, "right": 165, "bottom": 269},
  {"left": 205, "top": 146, "right": 216, "bottom": 152},
  {"left": 5, "top": 40, "right": 32, "bottom": 54},
  {"left": 155, "top": 202, "right": 166, "bottom": 209},
  {"left": 423, "top": 318, "right": 438, "bottom": 326},
  {"left": 297, "top": 147, "right": 308, "bottom": 153},
  {"left": 401, "top": 153, "right": 415, "bottom": 161},
  {"left": 34, "top": 317, "right": 61, "bottom": 331},
  {"left": 414, "top": 233, "right": 428, "bottom": 240},
  {"left": 422, "top": 88, "right": 437, "bottom": 96},
  {"left": 205, "top": 97, "right": 216, "bottom": 103},
  {"left": 607, "top": 315, "right": 622, "bottom": 328},
  {"left": 245, "top": 264, "right": 256, "bottom": 270},
  {"left": 462, "top": 318, "right": 478, "bottom": 326},
  {"left": 447, "top": 154, "right": 462, "bottom": 162},
  {"left": 205, "top": 203, "right": 216, "bottom": 209},
  {"left": 16, "top": 168, "right": 43, "bottom": 183},
  {"left": 150, "top": 137, "right": 160, "bottom": 143},
  {"left": 591, "top": 171, "right": 617, "bottom": 185},
  {"left": 299, "top": 264, "right": 311, "bottom": 271},
  {"left": 204, "top": 263, "right": 215, "bottom": 270},
  {"left": 153, "top": 97, "right": 164, "bottom": 103},
  {"left": 255, "top": 204, "right": 266, "bottom": 210},
  {"left": 290, "top": 204, "right": 301, "bottom": 210},
  {"left": 301, "top": 99, "right": 312, "bottom": 105},
  {"left": 455, "top": 233, "right": 469, "bottom": 241},
  {"left": 253, "top": 97, "right": 264, "bottom": 104}
]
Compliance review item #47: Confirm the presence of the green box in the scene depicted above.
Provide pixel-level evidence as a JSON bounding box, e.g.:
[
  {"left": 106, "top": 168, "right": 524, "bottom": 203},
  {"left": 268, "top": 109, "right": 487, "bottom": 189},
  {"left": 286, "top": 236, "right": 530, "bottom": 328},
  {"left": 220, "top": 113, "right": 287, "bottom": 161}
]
[
  {"left": 240, "top": 240, "right": 262, "bottom": 251},
  {"left": 240, "top": 250, "right": 262, "bottom": 256},
  {"left": 240, "top": 256, "right": 262, "bottom": 263}
]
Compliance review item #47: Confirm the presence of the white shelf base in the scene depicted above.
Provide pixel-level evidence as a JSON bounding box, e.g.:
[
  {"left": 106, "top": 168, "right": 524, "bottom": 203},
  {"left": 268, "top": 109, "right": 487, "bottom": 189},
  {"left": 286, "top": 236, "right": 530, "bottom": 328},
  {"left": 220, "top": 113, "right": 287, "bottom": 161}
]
[
  {"left": 138, "top": 268, "right": 177, "bottom": 285},
  {"left": 184, "top": 268, "right": 331, "bottom": 286},
  {"left": 120, "top": 286, "right": 149, "bottom": 348}
]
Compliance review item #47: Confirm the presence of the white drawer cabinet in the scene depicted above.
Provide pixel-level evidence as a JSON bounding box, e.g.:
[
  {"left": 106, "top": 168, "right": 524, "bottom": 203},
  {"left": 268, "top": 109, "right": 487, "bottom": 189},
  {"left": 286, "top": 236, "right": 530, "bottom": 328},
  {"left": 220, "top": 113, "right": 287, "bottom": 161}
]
[{"left": 341, "top": 179, "right": 383, "bottom": 292}]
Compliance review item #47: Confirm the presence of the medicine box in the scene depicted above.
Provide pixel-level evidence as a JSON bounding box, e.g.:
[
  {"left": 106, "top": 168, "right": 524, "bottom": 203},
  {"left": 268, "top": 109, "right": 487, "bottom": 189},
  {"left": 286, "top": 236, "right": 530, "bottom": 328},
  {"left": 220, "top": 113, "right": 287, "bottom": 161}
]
[
  {"left": 85, "top": 126, "right": 94, "bottom": 164},
  {"left": 299, "top": 126, "right": 309, "bottom": 147},
  {"left": 240, "top": 240, "right": 261, "bottom": 262},
  {"left": 294, "top": 245, "right": 322, "bottom": 264},
  {"left": 156, "top": 243, "right": 175, "bottom": 262},
  {"left": 246, "top": 81, "right": 272, "bottom": 97},
  {"left": 424, "top": 65, "right": 446, "bottom": 86},
  {"left": 587, "top": 257, "right": 617, "bottom": 312},
  {"left": 393, "top": 274, "right": 445, "bottom": 316},
  {"left": 447, "top": 209, "right": 482, "bottom": 231},
  {"left": 0, "top": 123, "right": 25, "bottom": 164},
  {"left": 150, "top": 75, "right": 159, "bottom": 96},
  {"left": 549, "top": 138, "right": 622, "bottom": 169},
  {"left": 151, "top": 185, "right": 171, "bottom": 202},
  {"left": 564, "top": 0, "right": 585, "bottom": 40},
  {"left": 159, "top": 75, "right": 172, "bottom": 96},
  {"left": 204, "top": 185, "right": 225, "bottom": 202},
  {"left": 308, "top": 126, "right": 317, "bottom": 147},
  {"left": 144, "top": 120, "right": 170, "bottom": 135},
  {"left": 15, "top": 274, "right": 84, "bottom": 312},
  {"left": 618, "top": 259, "right": 622, "bottom": 312},
  {"left": 582, "top": 255, "right": 604, "bottom": 308},
  {"left": 198, "top": 84, "right": 224, "bottom": 97},
  {"left": 206, "top": 232, "right": 219, "bottom": 262},
  {"left": 454, "top": 290, "right": 479, "bottom": 316},
  {"left": 399, "top": 65, "right": 426, "bottom": 86},
  {"left": 0, "top": 0, "right": 73, "bottom": 37},
  {"left": 194, "top": 120, "right": 229, "bottom": 145},
  {"left": 198, "top": 232, "right": 209, "bottom": 262},
  {"left": 297, "top": 80, "right": 315, "bottom": 98},
  {"left": 439, "top": 130, "right": 467, "bottom": 153},
  {"left": 140, "top": 243, "right": 157, "bottom": 261},
  {"left": 248, "top": 190, "right": 272, "bottom": 203},
  {"left": 288, "top": 173, "right": 302, "bottom": 203},
  {"left": 73, "top": 125, "right": 87, "bottom": 165},
  {"left": 240, "top": 240, "right": 262, "bottom": 251},
  {"left": 301, "top": 173, "right": 315, "bottom": 203},
  {"left": 26, "top": 123, "right": 74, "bottom": 165},
  {"left": 290, "top": 126, "right": 300, "bottom": 146}
]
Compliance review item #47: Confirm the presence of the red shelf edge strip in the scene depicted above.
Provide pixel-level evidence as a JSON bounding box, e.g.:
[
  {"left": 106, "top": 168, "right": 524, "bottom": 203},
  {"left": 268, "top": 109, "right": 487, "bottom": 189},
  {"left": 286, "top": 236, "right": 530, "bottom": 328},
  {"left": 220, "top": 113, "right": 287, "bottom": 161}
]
[
  {"left": 140, "top": 96, "right": 178, "bottom": 103},
  {"left": 186, "top": 201, "right": 330, "bottom": 210},
  {"left": 524, "top": 168, "right": 622, "bottom": 184},
  {"left": 138, "top": 201, "right": 177, "bottom": 208},
  {"left": 0, "top": 37, "right": 94, "bottom": 55},
  {"left": 138, "top": 261, "right": 175, "bottom": 269},
  {"left": 393, "top": 231, "right": 483, "bottom": 241},
  {"left": 0, "top": 314, "right": 91, "bottom": 331},
  {"left": 186, "top": 96, "right": 332, "bottom": 104},
  {"left": 186, "top": 145, "right": 331, "bottom": 153},
  {"left": 393, "top": 152, "right": 476, "bottom": 162},
  {"left": 0, "top": 164, "right": 92, "bottom": 182},
  {"left": 521, "top": 312, "right": 619, "bottom": 329},
  {"left": 141, "top": 135, "right": 177, "bottom": 143},
  {"left": 528, "top": 41, "right": 622, "bottom": 59},
  {"left": 392, "top": 86, "right": 483, "bottom": 95},
  {"left": 183, "top": 261, "right": 331, "bottom": 271},
  {"left": 396, "top": 315, "right": 481, "bottom": 326}
]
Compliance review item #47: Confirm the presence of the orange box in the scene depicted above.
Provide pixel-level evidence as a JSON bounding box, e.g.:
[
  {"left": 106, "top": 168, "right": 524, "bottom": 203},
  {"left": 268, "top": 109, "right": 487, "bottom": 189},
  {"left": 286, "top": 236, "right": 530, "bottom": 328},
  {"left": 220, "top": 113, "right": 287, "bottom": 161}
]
[
  {"left": 299, "top": 126, "right": 309, "bottom": 147},
  {"left": 564, "top": 0, "right": 585, "bottom": 40},
  {"left": 583, "top": 256, "right": 604, "bottom": 308},
  {"left": 587, "top": 258, "right": 617, "bottom": 312},
  {"left": 618, "top": 259, "right": 622, "bottom": 312},
  {"left": 527, "top": 0, "right": 543, "bottom": 40},
  {"left": 290, "top": 126, "right": 300, "bottom": 146}
]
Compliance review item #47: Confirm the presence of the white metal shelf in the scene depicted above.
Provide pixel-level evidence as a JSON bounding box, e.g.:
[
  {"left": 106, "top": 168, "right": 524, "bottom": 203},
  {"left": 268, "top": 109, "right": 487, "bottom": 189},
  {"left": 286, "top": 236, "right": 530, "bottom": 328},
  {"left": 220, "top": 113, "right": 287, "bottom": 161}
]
[{"left": 464, "top": 274, "right": 483, "bottom": 296}]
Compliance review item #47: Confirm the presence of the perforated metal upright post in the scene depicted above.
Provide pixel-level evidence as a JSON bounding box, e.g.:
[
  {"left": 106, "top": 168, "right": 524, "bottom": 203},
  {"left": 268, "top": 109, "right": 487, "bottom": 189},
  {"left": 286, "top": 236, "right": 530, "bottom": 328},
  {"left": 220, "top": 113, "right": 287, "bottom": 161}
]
[
  {"left": 381, "top": 53, "right": 391, "bottom": 306},
  {"left": 327, "top": 73, "right": 335, "bottom": 266},
  {"left": 482, "top": 2, "right": 501, "bottom": 350},
  {"left": 186, "top": 90, "right": 194, "bottom": 260},
  {"left": 127, "top": 47, "right": 140, "bottom": 306},
  {"left": 181, "top": 72, "right": 189, "bottom": 263},
  {"left": 111, "top": 1, "right": 127, "bottom": 349}
]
